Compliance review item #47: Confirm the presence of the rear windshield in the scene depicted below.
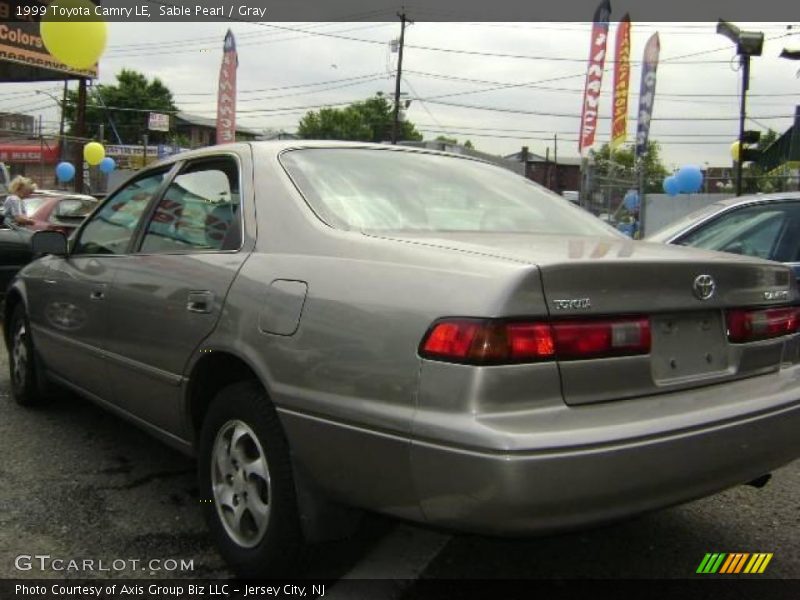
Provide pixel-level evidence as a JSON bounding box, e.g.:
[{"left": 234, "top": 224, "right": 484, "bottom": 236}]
[
  {"left": 56, "top": 197, "right": 98, "bottom": 219},
  {"left": 22, "top": 197, "right": 48, "bottom": 216},
  {"left": 280, "top": 148, "right": 617, "bottom": 236}
]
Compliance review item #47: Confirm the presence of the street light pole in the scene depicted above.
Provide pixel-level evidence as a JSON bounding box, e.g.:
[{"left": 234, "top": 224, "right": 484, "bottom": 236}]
[
  {"left": 716, "top": 20, "right": 764, "bottom": 197},
  {"left": 736, "top": 54, "right": 750, "bottom": 197}
]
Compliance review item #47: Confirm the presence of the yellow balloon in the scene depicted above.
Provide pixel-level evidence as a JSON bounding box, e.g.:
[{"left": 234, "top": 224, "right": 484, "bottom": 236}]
[
  {"left": 40, "top": 0, "right": 107, "bottom": 70},
  {"left": 84, "top": 142, "right": 105, "bottom": 166},
  {"left": 730, "top": 140, "right": 741, "bottom": 162}
]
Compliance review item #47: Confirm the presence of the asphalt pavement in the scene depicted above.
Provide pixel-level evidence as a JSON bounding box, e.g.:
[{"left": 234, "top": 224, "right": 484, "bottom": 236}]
[{"left": 0, "top": 344, "right": 797, "bottom": 587}]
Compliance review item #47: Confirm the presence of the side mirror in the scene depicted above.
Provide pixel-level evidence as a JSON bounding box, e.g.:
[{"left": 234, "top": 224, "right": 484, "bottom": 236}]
[{"left": 32, "top": 230, "right": 68, "bottom": 256}]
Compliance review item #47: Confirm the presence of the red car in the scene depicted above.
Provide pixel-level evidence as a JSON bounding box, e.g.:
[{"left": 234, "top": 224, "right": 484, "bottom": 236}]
[{"left": 22, "top": 191, "right": 99, "bottom": 235}]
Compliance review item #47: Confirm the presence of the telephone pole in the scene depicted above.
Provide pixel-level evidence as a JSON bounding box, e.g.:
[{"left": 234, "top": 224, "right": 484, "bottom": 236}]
[
  {"left": 553, "top": 134, "right": 558, "bottom": 191},
  {"left": 75, "top": 78, "right": 87, "bottom": 194},
  {"left": 391, "top": 12, "right": 408, "bottom": 144}
]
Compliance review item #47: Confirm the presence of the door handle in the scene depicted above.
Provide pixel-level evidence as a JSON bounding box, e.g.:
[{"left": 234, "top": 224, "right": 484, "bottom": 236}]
[
  {"left": 90, "top": 289, "right": 105, "bottom": 301},
  {"left": 187, "top": 290, "right": 214, "bottom": 314}
]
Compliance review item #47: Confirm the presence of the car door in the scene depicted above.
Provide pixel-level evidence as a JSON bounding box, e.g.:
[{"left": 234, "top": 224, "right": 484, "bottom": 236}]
[
  {"left": 26, "top": 169, "right": 171, "bottom": 401},
  {"left": 0, "top": 227, "right": 32, "bottom": 292},
  {"left": 101, "top": 154, "right": 251, "bottom": 436}
]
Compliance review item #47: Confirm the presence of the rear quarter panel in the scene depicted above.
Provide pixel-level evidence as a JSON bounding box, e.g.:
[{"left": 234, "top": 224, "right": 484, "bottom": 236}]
[{"left": 207, "top": 146, "right": 550, "bottom": 517}]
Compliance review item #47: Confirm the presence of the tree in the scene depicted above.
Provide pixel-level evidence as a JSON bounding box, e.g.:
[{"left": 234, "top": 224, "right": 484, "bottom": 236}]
[
  {"left": 434, "top": 136, "right": 476, "bottom": 150},
  {"left": 64, "top": 69, "right": 178, "bottom": 145},
  {"left": 744, "top": 129, "right": 781, "bottom": 194},
  {"left": 297, "top": 94, "right": 422, "bottom": 143},
  {"left": 589, "top": 140, "right": 669, "bottom": 193},
  {"left": 434, "top": 135, "right": 458, "bottom": 144}
]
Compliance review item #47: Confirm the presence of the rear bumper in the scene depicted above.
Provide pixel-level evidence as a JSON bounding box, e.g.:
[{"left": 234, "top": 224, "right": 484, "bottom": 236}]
[{"left": 411, "top": 371, "right": 800, "bottom": 535}]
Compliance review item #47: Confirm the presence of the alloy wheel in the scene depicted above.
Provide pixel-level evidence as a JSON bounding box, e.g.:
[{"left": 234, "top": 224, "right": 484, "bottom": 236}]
[
  {"left": 211, "top": 419, "right": 272, "bottom": 548},
  {"left": 11, "top": 322, "right": 28, "bottom": 390}
]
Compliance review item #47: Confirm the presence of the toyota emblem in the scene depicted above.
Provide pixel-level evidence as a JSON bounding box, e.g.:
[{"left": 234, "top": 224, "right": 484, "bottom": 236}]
[{"left": 693, "top": 274, "right": 716, "bottom": 300}]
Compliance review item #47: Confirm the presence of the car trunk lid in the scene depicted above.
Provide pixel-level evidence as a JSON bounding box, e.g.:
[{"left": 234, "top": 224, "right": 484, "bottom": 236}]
[{"left": 375, "top": 232, "right": 798, "bottom": 405}]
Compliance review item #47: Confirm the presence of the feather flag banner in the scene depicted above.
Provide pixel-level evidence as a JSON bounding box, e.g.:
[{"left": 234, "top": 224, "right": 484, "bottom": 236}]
[
  {"left": 610, "top": 14, "right": 631, "bottom": 149},
  {"left": 635, "top": 33, "right": 660, "bottom": 160},
  {"left": 216, "top": 29, "right": 238, "bottom": 145},
  {"left": 578, "top": 0, "right": 612, "bottom": 153}
]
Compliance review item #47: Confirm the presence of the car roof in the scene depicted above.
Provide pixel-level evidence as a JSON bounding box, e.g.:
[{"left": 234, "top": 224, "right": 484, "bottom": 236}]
[
  {"left": 145, "top": 140, "right": 485, "bottom": 170},
  {"left": 28, "top": 190, "right": 97, "bottom": 201},
  {"left": 707, "top": 191, "right": 800, "bottom": 209}
]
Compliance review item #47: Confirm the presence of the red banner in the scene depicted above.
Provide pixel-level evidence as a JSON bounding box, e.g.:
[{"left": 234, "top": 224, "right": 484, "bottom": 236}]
[
  {"left": 610, "top": 14, "right": 631, "bottom": 149},
  {"left": 216, "top": 29, "right": 238, "bottom": 145},
  {"left": 0, "top": 143, "right": 60, "bottom": 164},
  {"left": 578, "top": 0, "right": 612, "bottom": 153}
]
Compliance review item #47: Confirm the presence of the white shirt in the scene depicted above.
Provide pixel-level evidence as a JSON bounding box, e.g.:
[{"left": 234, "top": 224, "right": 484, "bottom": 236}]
[{"left": 3, "top": 194, "right": 23, "bottom": 228}]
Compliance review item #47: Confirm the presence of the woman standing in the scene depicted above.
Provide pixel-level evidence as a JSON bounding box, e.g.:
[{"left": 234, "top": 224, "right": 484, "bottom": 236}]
[{"left": 3, "top": 176, "right": 36, "bottom": 229}]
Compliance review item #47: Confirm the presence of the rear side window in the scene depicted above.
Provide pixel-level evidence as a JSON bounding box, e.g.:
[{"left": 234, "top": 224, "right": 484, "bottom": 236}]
[
  {"left": 54, "top": 197, "right": 97, "bottom": 220},
  {"left": 675, "top": 203, "right": 800, "bottom": 261},
  {"left": 139, "top": 157, "right": 241, "bottom": 253},
  {"left": 280, "top": 148, "right": 616, "bottom": 236}
]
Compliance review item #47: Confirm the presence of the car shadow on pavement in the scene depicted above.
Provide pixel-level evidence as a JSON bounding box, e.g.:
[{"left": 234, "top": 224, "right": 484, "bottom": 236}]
[{"left": 0, "top": 385, "right": 396, "bottom": 580}]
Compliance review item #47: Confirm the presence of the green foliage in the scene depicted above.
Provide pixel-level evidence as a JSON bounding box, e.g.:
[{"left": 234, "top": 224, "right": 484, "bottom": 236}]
[
  {"left": 297, "top": 95, "right": 422, "bottom": 143},
  {"left": 744, "top": 129, "right": 783, "bottom": 193},
  {"left": 65, "top": 69, "right": 177, "bottom": 145},
  {"left": 166, "top": 132, "right": 191, "bottom": 148},
  {"left": 589, "top": 140, "right": 669, "bottom": 193}
]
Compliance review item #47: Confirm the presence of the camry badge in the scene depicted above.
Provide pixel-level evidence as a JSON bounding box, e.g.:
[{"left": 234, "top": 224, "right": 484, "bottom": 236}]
[
  {"left": 693, "top": 274, "right": 716, "bottom": 301},
  {"left": 764, "top": 290, "right": 789, "bottom": 301}
]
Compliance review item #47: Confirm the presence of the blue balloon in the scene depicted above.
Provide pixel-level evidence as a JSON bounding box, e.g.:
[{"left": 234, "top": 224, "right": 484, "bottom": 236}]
[
  {"left": 99, "top": 157, "right": 116, "bottom": 174},
  {"left": 623, "top": 189, "right": 640, "bottom": 213},
  {"left": 663, "top": 175, "right": 680, "bottom": 197},
  {"left": 55, "top": 161, "right": 75, "bottom": 182},
  {"left": 676, "top": 165, "right": 703, "bottom": 194}
]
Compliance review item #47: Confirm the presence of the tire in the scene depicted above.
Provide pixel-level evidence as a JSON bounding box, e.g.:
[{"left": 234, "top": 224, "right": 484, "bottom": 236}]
[
  {"left": 8, "top": 304, "right": 49, "bottom": 407},
  {"left": 198, "top": 380, "right": 303, "bottom": 578}
]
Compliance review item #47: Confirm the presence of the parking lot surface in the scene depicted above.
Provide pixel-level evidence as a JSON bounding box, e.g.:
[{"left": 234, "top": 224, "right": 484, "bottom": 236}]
[{"left": 0, "top": 345, "right": 797, "bottom": 584}]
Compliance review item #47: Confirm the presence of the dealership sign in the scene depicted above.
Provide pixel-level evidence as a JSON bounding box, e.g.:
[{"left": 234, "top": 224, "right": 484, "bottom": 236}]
[
  {"left": 0, "top": 1, "right": 99, "bottom": 79},
  {"left": 148, "top": 112, "right": 170, "bottom": 132}
]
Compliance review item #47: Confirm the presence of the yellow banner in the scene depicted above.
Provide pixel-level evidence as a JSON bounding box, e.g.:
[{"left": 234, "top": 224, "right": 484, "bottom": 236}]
[{"left": 610, "top": 15, "right": 631, "bottom": 149}]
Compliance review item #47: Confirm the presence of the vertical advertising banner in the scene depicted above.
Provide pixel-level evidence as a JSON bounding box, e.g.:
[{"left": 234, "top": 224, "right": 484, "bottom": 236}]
[
  {"left": 635, "top": 33, "right": 660, "bottom": 160},
  {"left": 610, "top": 14, "right": 631, "bottom": 149},
  {"left": 578, "top": 0, "right": 612, "bottom": 153},
  {"left": 216, "top": 29, "right": 238, "bottom": 145}
]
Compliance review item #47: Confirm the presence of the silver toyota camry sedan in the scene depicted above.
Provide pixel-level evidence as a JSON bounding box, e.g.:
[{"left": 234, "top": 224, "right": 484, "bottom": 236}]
[{"left": 5, "top": 142, "right": 800, "bottom": 577}]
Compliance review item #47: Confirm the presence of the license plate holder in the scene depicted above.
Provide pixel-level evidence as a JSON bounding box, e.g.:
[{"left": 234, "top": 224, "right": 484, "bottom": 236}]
[{"left": 651, "top": 311, "right": 729, "bottom": 384}]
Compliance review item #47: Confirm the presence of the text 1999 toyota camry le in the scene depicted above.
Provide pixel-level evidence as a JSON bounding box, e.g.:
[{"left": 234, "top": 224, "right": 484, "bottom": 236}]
[{"left": 5, "top": 142, "right": 800, "bottom": 576}]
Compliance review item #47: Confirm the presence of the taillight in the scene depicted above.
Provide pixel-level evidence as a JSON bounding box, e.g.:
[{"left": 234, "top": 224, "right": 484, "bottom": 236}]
[
  {"left": 420, "top": 319, "right": 555, "bottom": 364},
  {"left": 726, "top": 307, "right": 800, "bottom": 343},
  {"left": 551, "top": 317, "right": 651, "bottom": 359},
  {"left": 420, "top": 317, "right": 650, "bottom": 364}
]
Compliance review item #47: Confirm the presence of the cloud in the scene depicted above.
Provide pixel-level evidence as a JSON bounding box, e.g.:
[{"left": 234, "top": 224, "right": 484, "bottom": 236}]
[{"left": 1, "top": 21, "right": 797, "bottom": 168}]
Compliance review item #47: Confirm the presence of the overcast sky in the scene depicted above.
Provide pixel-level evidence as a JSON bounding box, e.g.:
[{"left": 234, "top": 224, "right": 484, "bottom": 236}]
[{"left": 2, "top": 21, "right": 799, "bottom": 170}]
